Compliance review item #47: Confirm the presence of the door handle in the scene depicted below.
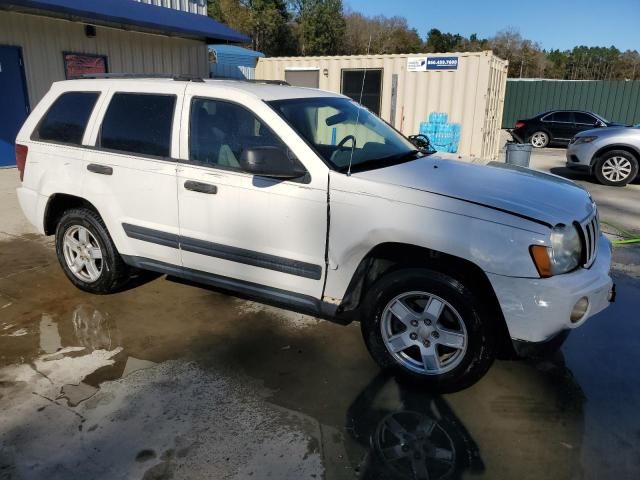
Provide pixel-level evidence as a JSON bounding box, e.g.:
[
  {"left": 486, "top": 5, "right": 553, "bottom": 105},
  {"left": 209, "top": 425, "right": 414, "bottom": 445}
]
[
  {"left": 87, "top": 164, "right": 113, "bottom": 175},
  {"left": 184, "top": 180, "right": 217, "bottom": 194}
]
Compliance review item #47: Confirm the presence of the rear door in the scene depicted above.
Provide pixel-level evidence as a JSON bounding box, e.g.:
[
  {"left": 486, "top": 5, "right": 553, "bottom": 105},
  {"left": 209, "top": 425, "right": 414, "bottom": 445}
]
[
  {"left": 0, "top": 45, "right": 29, "bottom": 167},
  {"left": 83, "top": 84, "right": 183, "bottom": 266}
]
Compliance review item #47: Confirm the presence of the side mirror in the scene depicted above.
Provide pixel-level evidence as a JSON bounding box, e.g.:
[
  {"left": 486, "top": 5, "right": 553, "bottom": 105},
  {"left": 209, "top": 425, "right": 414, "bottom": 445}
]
[{"left": 239, "top": 146, "right": 307, "bottom": 180}]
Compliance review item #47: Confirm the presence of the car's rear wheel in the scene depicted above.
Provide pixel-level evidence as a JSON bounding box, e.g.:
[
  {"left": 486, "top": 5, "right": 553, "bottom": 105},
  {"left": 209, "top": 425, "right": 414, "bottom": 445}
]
[
  {"left": 55, "top": 208, "right": 131, "bottom": 294},
  {"left": 360, "top": 268, "right": 495, "bottom": 392},
  {"left": 594, "top": 150, "right": 638, "bottom": 186},
  {"left": 530, "top": 131, "right": 550, "bottom": 148}
]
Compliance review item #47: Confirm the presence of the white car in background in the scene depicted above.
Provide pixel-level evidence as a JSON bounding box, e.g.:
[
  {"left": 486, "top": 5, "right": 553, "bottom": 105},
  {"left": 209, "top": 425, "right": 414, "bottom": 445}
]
[{"left": 15, "top": 77, "right": 614, "bottom": 391}]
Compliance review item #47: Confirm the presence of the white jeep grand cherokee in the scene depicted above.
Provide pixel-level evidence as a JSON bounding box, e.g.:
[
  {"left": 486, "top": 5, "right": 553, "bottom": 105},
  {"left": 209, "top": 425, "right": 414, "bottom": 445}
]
[{"left": 15, "top": 77, "right": 614, "bottom": 391}]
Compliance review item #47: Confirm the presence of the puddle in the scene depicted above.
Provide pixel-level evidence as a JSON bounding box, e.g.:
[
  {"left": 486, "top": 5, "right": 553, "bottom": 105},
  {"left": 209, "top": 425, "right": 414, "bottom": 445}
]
[{"left": 0, "top": 236, "right": 639, "bottom": 479}]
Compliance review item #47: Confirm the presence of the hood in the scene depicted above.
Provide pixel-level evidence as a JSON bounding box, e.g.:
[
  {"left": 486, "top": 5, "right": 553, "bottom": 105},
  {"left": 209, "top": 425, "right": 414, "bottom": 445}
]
[{"left": 353, "top": 157, "right": 595, "bottom": 226}]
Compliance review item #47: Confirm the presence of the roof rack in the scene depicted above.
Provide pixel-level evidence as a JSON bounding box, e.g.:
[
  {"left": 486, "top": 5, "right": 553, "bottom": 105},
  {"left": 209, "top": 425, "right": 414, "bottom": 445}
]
[
  {"left": 211, "top": 77, "right": 290, "bottom": 86},
  {"left": 77, "top": 73, "right": 204, "bottom": 82}
]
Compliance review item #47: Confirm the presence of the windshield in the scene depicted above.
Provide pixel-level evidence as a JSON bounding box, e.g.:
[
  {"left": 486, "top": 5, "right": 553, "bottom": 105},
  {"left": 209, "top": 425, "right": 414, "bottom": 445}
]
[
  {"left": 269, "top": 97, "right": 423, "bottom": 172},
  {"left": 593, "top": 113, "right": 610, "bottom": 123}
]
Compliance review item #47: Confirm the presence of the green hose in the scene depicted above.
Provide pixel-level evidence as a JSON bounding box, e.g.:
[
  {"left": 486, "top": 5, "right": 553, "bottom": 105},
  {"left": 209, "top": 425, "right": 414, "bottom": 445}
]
[
  {"left": 601, "top": 220, "right": 640, "bottom": 245},
  {"left": 612, "top": 238, "right": 640, "bottom": 245}
]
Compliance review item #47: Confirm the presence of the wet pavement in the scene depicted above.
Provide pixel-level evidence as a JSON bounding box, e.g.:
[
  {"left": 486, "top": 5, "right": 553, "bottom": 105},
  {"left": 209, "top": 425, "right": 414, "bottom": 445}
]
[{"left": 1, "top": 234, "right": 640, "bottom": 479}]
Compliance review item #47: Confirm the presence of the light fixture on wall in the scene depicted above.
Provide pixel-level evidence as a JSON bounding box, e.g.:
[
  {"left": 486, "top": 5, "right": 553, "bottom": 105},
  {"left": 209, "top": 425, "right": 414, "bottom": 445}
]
[
  {"left": 85, "top": 25, "right": 96, "bottom": 38},
  {"left": 323, "top": 68, "right": 329, "bottom": 77}
]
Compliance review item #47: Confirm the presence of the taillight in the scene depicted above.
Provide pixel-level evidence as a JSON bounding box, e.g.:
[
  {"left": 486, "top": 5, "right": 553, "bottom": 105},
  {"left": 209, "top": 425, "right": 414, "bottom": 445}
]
[
  {"left": 515, "top": 121, "right": 525, "bottom": 129},
  {"left": 16, "top": 144, "right": 28, "bottom": 182}
]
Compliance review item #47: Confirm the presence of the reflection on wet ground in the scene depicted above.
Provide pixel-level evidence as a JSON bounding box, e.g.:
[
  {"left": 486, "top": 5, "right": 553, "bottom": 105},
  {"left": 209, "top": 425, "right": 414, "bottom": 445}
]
[{"left": 0, "top": 236, "right": 639, "bottom": 479}]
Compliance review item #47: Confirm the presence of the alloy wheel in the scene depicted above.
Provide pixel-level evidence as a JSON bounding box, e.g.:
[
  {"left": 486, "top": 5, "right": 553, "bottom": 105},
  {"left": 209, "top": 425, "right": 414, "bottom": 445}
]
[
  {"left": 62, "top": 225, "right": 103, "bottom": 283},
  {"left": 530, "top": 132, "right": 548, "bottom": 148},
  {"left": 380, "top": 291, "right": 468, "bottom": 375},
  {"left": 601, "top": 156, "right": 632, "bottom": 182}
]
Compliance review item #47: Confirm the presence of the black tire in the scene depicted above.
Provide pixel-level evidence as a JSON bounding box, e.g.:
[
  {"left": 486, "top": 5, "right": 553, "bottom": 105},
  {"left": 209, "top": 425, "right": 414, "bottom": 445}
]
[
  {"left": 529, "top": 130, "right": 550, "bottom": 148},
  {"left": 360, "top": 269, "right": 495, "bottom": 393},
  {"left": 593, "top": 150, "right": 639, "bottom": 187},
  {"left": 55, "top": 208, "right": 131, "bottom": 294}
]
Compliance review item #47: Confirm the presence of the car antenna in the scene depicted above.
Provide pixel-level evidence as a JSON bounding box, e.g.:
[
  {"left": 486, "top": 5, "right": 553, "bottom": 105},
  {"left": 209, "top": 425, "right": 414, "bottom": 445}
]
[{"left": 347, "top": 35, "right": 372, "bottom": 177}]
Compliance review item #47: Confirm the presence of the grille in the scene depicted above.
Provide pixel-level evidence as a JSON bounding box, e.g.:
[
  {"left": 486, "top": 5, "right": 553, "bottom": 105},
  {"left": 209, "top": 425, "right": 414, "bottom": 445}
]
[{"left": 579, "top": 210, "right": 599, "bottom": 268}]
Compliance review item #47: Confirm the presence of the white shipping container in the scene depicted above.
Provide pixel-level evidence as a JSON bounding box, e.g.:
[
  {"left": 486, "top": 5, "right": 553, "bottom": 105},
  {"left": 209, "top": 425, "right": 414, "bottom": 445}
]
[{"left": 256, "top": 51, "right": 508, "bottom": 161}]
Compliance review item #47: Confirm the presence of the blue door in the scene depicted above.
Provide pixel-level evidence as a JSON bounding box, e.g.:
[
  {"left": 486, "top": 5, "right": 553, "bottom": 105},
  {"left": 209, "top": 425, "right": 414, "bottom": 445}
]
[{"left": 0, "top": 45, "right": 30, "bottom": 167}]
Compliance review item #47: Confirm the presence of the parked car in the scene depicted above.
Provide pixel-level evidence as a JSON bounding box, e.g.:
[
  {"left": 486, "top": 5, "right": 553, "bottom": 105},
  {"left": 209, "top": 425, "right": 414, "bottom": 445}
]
[
  {"left": 567, "top": 126, "right": 640, "bottom": 186},
  {"left": 15, "top": 77, "right": 614, "bottom": 391},
  {"left": 511, "top": 110, "right": 624, "bottom": 148}
]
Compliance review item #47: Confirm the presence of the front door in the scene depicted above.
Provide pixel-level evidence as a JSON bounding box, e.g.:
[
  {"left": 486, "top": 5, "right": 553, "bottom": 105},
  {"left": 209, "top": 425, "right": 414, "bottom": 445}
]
[
  {"left": 0, "top": 45, "right": 29, "bottom": 167},
  {"left": 177, "top": 88, "right": 328, "bottom": 307}
]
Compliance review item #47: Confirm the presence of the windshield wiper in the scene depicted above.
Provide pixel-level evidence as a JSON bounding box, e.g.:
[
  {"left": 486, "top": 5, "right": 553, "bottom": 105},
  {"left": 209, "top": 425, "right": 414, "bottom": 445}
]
[{"left": 341, "top": 149, "right": 422, "bottom": 173}]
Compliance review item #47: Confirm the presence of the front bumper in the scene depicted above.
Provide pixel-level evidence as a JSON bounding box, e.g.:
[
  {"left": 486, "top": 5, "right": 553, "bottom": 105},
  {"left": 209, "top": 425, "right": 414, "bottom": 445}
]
[
  {"left": 566, "top": 142, "right": 595, "bottom": 170},
  {"left": 487, "top": 234, "right": 613, "bottom": 343}
]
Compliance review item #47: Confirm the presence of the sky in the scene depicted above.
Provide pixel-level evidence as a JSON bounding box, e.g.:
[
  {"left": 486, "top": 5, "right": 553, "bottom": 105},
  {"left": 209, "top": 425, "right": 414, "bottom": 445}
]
[{"left": 345, "top": 0, "right": 640, "bottom": 52}]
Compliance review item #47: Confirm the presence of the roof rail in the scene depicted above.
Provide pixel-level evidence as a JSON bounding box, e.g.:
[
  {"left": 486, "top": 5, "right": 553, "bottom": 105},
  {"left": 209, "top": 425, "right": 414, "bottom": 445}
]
[
  {"left": 77, "top": 73, "right": 204, "bottom": 82},
  {"left": 212, "top": 77, "right": 290, "bottom": 86}
]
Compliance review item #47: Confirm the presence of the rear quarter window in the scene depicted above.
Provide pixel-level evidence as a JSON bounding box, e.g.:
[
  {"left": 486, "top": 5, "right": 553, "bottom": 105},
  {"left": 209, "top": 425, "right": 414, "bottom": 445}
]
[
  {"left": 34, "top": 91, "right": 100, "bottom": 145},
  {"left": 99, "top": 93, "right": 176, "bottom": 158}
]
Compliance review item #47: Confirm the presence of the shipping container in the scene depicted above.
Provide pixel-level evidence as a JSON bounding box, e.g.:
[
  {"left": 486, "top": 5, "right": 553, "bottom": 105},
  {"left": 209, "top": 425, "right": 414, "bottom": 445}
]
[{"left": 257, "top": 51, "right": 509, "bottom": 161}]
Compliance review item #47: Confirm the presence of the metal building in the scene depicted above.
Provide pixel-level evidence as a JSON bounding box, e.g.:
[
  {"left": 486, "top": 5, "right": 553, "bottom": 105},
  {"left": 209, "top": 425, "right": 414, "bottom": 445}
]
[
  {"left": 257, "top": 52, "right": 509, "bottom": 161},
  {"left": 0, "top": 0, "right": 247, "bottom": 167},
  {"left": 133, "top": 0, "right": 208, "bottom": 16}
]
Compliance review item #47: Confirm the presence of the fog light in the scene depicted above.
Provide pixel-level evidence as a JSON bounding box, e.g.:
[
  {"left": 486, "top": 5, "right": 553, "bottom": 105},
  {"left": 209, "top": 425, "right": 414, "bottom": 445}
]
[{"left": 570, "top": 297, "right": 589, "bottom": 323}]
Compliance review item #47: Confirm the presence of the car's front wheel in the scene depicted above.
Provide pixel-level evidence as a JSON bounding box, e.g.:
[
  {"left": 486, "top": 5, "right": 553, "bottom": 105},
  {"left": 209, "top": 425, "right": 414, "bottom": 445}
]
[
  {"left": 593, "top": 150, "right": 638, "bottom": 186},
  {"left": 360, "top": 269, "right": 495, "bottom": 392},
  {"left": 55, "top": 208, "right": 131, "bottom": 294}
]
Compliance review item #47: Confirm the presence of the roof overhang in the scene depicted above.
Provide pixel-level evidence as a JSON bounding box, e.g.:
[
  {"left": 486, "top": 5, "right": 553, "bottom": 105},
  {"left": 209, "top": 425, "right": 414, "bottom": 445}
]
[{"left": 0, "top": 0, "right": 250, "bottom": 43}]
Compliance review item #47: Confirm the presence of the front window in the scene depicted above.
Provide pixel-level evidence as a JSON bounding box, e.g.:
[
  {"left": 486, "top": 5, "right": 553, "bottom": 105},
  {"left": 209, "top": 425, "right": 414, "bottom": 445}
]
[{"left": 269, "top": 97, "right": 423, "bottom": 172}]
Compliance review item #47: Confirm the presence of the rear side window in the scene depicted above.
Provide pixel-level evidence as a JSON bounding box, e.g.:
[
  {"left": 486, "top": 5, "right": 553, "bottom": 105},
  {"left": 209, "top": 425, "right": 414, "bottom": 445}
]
[
  {"left": 550, "top": 112, "right": 573, "bottom": 123},
  {"left": 35, "top": 92, "right": 99, "bottom": 145},
  {"left": 99, "top": 93, "right": 176, "bottom": 158}
]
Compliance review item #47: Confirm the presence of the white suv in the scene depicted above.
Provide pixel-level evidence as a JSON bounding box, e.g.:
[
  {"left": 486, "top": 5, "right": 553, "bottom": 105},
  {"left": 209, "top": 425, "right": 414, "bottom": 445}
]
[{"left": 15, "top": 77, "right": 614, "bottom": 391}]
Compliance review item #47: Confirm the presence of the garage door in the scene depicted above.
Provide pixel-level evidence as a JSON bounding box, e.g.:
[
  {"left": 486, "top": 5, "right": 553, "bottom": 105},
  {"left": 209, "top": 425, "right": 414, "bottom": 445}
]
[{"left": 285, "top": 70, "right": 319, "bottom": 88}]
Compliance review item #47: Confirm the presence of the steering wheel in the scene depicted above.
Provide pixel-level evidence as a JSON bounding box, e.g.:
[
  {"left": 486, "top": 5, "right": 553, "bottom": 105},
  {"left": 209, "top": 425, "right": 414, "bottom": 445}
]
[{"left": 331, "top": 135, "right": 357, "bottom": 164}]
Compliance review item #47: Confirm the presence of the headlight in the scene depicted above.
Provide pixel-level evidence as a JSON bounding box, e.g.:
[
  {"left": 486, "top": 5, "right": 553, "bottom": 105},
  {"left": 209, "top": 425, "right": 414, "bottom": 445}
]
[
  {"left": 530, "top": 224, "right": 582, "bottom": 277},
  {"left": 573, "top": 136, "right": 598, "bottom": 144}
]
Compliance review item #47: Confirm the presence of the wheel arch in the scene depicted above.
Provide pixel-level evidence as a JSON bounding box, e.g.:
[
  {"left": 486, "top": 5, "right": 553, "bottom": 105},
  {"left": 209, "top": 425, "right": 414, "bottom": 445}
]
[
  {"left": 43, "top": 193, "right": 101, "bottom": 235},
  {"left": 336, "top": 242, "right": 514, "bottom": 357},
  {"left": 591, "top": 143, "right": 640, "bottom": 167}
]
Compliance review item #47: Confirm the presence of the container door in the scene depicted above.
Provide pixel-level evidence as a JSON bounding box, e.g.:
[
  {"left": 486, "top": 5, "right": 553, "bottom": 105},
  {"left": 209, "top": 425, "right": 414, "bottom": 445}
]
[
  {"left": 341, "top": 69, "right": 383, "bottom": 116},
  {"left": 0, "top": 45, "right": 29, "bottom": 167}
]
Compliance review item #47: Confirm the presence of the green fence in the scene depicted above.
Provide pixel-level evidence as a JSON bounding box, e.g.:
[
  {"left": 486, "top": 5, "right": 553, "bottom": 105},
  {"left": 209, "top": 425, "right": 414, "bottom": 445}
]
[{"left": 502, "top": 80, "right": 640, "bottom": 129}]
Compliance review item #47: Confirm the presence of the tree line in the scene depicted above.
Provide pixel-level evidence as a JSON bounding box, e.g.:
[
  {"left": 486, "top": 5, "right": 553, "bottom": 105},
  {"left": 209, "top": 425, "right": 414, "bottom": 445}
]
[{"left": 207, "top": 0, "right": 640, "bottom": 80}]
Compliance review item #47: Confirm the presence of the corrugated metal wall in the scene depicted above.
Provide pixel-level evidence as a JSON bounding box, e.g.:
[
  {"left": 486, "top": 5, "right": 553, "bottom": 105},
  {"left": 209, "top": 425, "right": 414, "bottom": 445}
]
[
  {"left": 257, "top": 52, "right": 509, "bottom": 160},
  {"left": 0, "top": 11, "right": 209, "bottom": 107},
  {"left": 132, "top": 0, "right": 207, "bottom": 16},
  {"left": 502, "top": 80, "right": 640, "bottom": 128}
]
